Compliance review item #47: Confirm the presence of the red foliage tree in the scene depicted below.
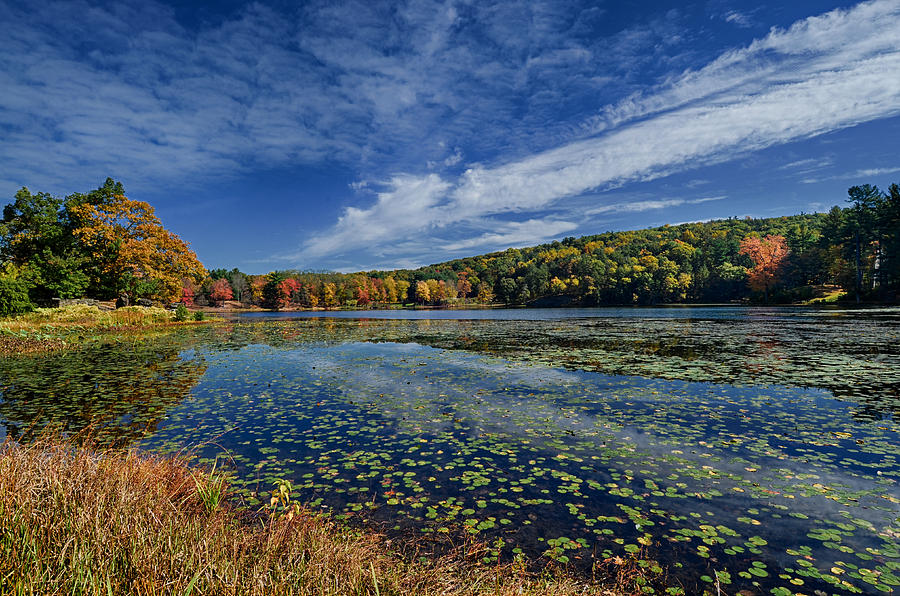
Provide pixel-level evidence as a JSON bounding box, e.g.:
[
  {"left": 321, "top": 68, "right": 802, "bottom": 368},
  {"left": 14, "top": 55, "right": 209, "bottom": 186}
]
[
  {"left": 356, "top": 284, "right": 371, "bottom": 306},
  {"left": 209, "top": 278, "right": 234, "bottom": 306},
  {"left": 456, "top": 273, "right": 472, "bottom": 299},
  {"left": 739, "top": 235, "right": 789, "bottom": 303},
  {"left": 180, "top": 282, "right": 195, "bottom": 306},
  {"left": 372, "top": 278, "right": 385, "bottom": 303},
  {"left": 278, "top": 278, "right": 300, "bottom": 308}
]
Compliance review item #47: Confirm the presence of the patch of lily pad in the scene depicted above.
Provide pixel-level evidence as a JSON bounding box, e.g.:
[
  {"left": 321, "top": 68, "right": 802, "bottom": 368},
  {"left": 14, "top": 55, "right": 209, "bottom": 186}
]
[{"left": 0, "top": 309, "right": 897, "bottom": 595}]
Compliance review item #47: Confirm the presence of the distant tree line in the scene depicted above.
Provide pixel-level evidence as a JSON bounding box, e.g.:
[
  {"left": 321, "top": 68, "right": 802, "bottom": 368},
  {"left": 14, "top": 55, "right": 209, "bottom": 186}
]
[{"left": 2, "top": 180, "right": 898, "bottom": 316}]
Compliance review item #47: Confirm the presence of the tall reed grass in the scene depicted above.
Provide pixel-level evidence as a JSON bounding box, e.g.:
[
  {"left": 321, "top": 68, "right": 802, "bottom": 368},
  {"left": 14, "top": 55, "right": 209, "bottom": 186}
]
[{"left": 0, "top": 437, "right": 623, "bottom": 595}]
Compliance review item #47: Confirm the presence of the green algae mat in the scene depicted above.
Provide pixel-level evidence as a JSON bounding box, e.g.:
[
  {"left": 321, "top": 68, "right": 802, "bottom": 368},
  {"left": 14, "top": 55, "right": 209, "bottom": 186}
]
[{"left": 1, "top": 308, "right": 897, "bottom": 595}]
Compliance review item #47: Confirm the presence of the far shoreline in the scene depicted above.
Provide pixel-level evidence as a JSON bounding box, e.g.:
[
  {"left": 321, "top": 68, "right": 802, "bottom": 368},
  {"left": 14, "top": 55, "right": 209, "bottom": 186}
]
[{"left": 193, "top": 299, "right": 895, "bottom": 314}]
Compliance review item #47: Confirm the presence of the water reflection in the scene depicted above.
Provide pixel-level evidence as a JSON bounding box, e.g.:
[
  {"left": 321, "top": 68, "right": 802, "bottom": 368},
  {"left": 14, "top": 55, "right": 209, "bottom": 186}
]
[{"left": 0, "top": 337, "right": 207, "bottom": 445}]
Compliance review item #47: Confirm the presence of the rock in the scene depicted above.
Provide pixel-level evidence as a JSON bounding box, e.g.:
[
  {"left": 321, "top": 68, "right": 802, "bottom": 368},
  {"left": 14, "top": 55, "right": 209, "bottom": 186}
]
[
  {"left": 58, "top": 298, "right": 99, "bottom": 308},
  {"left": 136, "top": 298, "right": 153, "bottom": 307}
]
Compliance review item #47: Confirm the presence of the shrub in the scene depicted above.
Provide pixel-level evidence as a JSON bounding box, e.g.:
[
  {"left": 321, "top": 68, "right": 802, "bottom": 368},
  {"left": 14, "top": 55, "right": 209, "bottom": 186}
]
[
  {"left": 193, "top": 310, "right": 206, "bottom": 321},
  {"left": 0, "top": 278, "right": 34, "bottom": 317},
  {"left": 174, "top": 303, "right": 189, "bottom": 322}
]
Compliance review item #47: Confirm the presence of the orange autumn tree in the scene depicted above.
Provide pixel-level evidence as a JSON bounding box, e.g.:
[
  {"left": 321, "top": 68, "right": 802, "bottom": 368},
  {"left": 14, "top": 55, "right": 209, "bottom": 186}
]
[
  {"left": 738, "top": 234, "right": 789, "bottom": 303},
  {"left": 209, "top": 278, "right": 234, "bottom": 306},
  {"left": 70, "top": 192, "right": 206, "bottom": 302}
]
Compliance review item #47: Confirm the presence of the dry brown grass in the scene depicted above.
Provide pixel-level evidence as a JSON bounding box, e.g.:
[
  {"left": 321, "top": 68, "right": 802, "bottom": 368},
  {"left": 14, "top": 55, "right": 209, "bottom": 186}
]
[{"left": 0, "top": 437, "right": 623, "bottom": 596}]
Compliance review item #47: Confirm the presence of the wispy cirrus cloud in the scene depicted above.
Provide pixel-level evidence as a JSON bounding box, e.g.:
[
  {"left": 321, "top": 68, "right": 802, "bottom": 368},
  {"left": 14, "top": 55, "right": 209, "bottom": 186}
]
[
  {"left": 298, "top": 0, "right": 900, "bottom": 266},
  {"left": 801, "top": 165, "right": 900, "bottom": 184},
  {"left": 584, "top": 196, "right": 726, "bottom": 216},
  {"left": 778, "top": 158, "right": 834, "bottom": 172},
  {"left": 299, "top": 174, "right": 452, "bottom": 264},
  {"left": 723, "top": 11, "right": 754, "bottom": 28},
  {"left": 441, "top": 219, "right": 579, "bottom": 252}
]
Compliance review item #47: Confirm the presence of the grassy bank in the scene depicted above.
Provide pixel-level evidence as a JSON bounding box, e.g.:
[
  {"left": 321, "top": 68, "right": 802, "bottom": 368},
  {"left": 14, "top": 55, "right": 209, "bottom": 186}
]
[
  {"left": 0, "top": 304, "right": 211, "bottom": 355},
  {"left": 0, "top": 437, "right": 628, "bottom": 595}
]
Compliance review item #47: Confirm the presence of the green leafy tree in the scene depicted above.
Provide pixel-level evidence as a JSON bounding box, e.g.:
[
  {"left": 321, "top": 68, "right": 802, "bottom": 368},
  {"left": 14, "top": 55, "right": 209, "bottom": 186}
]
[
  {"left": 497, "top": 278, "right": 518, "bottom": 304},
  {"left": 0, "top": 278, "right": 34, "bottom": 316},
  {"left": 880, "top": 183, "right": 900, "bottom": 292},
  {"left": 1, "top": 188, "right": 87, "bottom": 303}
]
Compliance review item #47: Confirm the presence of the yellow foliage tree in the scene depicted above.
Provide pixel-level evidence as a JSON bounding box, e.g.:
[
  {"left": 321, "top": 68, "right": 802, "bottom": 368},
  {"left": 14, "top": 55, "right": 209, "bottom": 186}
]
[
  {"left": 322, "top": 282, "right": 338, "bottom": 307},
  {"left": 395, "top": 279, "right": 410, "bottom": 303},
  {"left": 415, "top": 280, "right": 430, "bottom": 304},
  {"left": 70, "top": 194, "right": 206, "bottom": 302}
]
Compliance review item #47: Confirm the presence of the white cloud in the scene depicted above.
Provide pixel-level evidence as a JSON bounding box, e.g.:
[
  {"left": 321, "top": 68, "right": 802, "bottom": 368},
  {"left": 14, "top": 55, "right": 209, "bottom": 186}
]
[
  {"left": 851, "top": 167, "right": 900, "bottom": 177},
  {"left": 723, "top": 11, "right": 753, "bottom": 28},
  {"left": 801, "top": 165, "right": 900, "bottom": 184},
  {"left": 4, "top": 0, "right": 900, "bottom": 270},
  {"left": 300, "top": 0, "right": 900, "bottom": 267},
  {"left": 299, "top": 174, "right": 451, "bottom": 260},
  {"left": 442, "top": 219, "right": 579, "bottom": 252},
  {"left": 778, "top": 157, "right": 833, "bottom": 171},
  {"left": 584, "top": 196, "right": 726, "bottom": 216},
  {"left": 586, "top": 0, "right": 900, "bottom": 135},
  {"left": 0, "top": 0, "right": 703, "bottom": 198}
]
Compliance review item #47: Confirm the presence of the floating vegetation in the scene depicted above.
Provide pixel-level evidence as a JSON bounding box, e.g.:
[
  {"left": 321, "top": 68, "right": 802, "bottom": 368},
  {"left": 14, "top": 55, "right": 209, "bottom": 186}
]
[{"left": 1, "top": 308, "right": 898, "bottom": 594}]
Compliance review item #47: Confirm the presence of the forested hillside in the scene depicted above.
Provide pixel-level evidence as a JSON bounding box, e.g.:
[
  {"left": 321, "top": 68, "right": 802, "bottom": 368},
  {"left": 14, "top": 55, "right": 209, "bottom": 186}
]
[
  {"left": 201, "top": 183, "right": 899, "bottom": 308},
  {"left": 3, "top": 180, "right": 899, "bottom": 313}
]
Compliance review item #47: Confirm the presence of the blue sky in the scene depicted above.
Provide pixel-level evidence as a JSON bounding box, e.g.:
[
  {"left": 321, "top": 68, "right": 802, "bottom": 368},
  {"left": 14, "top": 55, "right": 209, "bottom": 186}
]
[{"left": 2, "top": 0, "right": 899, "bottom": 273}]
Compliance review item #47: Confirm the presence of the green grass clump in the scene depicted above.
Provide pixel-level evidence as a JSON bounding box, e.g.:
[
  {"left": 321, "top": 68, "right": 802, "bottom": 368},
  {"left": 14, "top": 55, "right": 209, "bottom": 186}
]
[{"left": 0, "top": 437, "right": 619, "bottom": 595}]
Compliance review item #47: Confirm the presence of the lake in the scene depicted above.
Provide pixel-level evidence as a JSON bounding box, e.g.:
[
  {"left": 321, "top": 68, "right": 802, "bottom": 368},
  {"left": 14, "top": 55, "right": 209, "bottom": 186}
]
[{"left": 1, "top": 307, "right": 898, "bottom": 594}]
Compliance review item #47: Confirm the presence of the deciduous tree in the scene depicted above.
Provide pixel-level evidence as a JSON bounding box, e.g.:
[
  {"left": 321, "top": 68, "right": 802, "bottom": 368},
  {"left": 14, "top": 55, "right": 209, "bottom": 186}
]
[
  {"left": 69, "top": 184, "right": 205, "bottom": 301},
  {"left": 322, "top": 282, "right": 338, "bottom": 308},
  {"left": 415, "top": 280, "right": 430, "bottom": 304},
  {"left": 180, "top": 281, "right": 196, "bottom": 306},
  {"left": 209, "top": 278, "right": 234, "bottom": 306},
  {"left": 739, "top": 235, "right": 789, "bottom": 303},
  {"left": 456, "top": 273, "right": 472, "bottom": 299},
  {"left": 396, "top": 280, "right": 410, "bottom": 304},
  {"left": 279, "top": 278, "right": 300, "bottom": 306},
  {"left": 1, "top": 188, "right": 88, "bottom": 302}
]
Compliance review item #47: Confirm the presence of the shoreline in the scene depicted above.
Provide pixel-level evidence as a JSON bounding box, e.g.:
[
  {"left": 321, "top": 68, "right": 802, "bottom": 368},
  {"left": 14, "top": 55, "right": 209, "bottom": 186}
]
[
  {"left": 196, "top": 300, "right": 893, "bottom": 314},
  {"left": 0, "top": 436, "right": 640, "bottom": 595}
]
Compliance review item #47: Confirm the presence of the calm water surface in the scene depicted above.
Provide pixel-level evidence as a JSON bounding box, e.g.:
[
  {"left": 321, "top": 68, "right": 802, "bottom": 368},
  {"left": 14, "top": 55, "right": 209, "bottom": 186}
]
[
  {"left": 231, "top": 305, "right": 900, "bottom": 321},
  {"left": 1, "top": 307, "right": 898, "bottom": 594}
]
